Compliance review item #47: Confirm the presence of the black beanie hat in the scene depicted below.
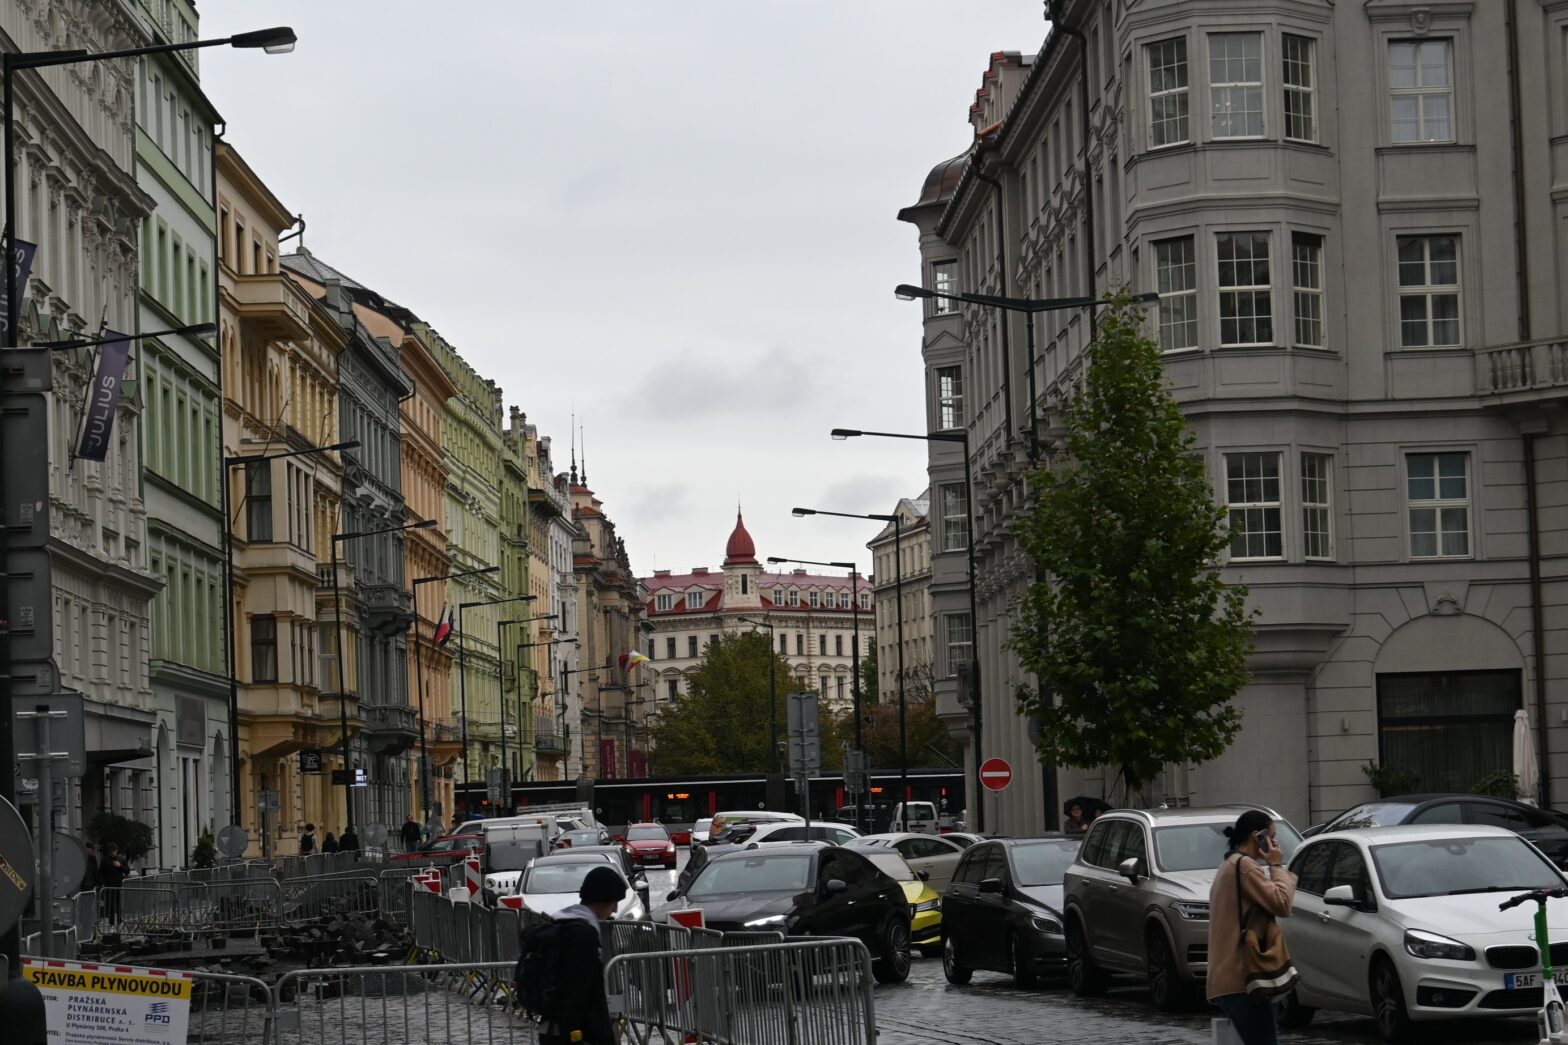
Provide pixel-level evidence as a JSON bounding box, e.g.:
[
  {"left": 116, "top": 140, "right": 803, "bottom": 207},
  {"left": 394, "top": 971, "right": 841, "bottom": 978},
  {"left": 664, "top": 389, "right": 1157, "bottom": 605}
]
[{"left": 580, "top": 865, "right": 628, "bottom": 905}]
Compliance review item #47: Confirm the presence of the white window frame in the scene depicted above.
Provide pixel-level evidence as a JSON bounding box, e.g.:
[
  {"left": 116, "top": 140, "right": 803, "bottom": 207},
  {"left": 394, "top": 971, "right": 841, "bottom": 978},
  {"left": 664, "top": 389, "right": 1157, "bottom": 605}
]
[
  {"left": 684, "top": 591, "right": 704, "bottom": 610},
  {"left": 943, "top": 613, "right": 973, "bottom": 677},
  {"left": 1153, "top": 236, "right": 1198, "bottom": 353},
  {"left": 788, "top": 589, "right": 800, "bottom": 607},
  {"left": 1397, "top": 234, "right": 1461, "bottom": 348},
  {"left": 1224, "top": 451, "right": 1285, "bottom": 561},
  {"left": 1389, "top": 39, "right": 1454, "bottom": 144},
  {"left": 1208, "top": 32, "right": 1265, "bottom": 139},
  {"left": 1147, "top": 37, "right": 1191, "bottom": 148},
  {"left": 1300, "top": 452, "right": 1334, "bottom": 561},
  {"left": 932, "top": 260, "right": 958, "bottom": 315},
  {"left": 936, "top": 365, "right": 964, "bottom": 430},
  {"left": 809, "top": 590, "right": 820, "bottom": 608},
  {"left": 1282, "top": 34, "right": 1318, "bottom": 143},
  {"left": 940, "top": 484, "right": 970, "bottom": 552},
  {"left": 1406, "top": 452, "right": 1471, "bottom": 559},
  {"left": 1291, "top": 232, "right": 1325, "bottom": 349},
  {"left": 654, "top": 593, "right": 675, "bottom": 612},
  {"left": 773, "top": 587, "right": 784, "bottom": 604},
  {"left": 1216, "top": 232, "right": 1274, "bottom": 347}
]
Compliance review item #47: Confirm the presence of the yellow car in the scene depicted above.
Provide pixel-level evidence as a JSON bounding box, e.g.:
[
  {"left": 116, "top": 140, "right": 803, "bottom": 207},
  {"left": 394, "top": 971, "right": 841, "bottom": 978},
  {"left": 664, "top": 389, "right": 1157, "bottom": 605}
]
[{"left": 862, "top": 849, "right": 943, "bottom": 956}]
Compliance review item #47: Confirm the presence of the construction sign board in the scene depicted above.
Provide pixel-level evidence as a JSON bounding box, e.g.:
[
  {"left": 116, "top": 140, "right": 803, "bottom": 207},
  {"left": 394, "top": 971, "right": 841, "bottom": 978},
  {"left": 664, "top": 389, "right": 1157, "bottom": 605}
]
[{"left": 24, "top": 958, "right": 192, "bottom": 1045}]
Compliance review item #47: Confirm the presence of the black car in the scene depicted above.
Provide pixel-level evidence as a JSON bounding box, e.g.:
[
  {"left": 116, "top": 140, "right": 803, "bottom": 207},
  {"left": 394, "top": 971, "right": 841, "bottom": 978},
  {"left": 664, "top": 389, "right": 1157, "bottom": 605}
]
[
  {"left": 942, "top": 836, "right": 1081, "bottom": 988},
  {"left": 670, "top": 842, "right": 744, "bottom": 899},
  {"left": 569, "top": 844, "right": 652, "bottom": 907},
  {"left": 663, "top": 844, "right": 913, "bottom": 984},
  {"left": 1316, "top": 794, "right": 1568, "bottom": 864}
]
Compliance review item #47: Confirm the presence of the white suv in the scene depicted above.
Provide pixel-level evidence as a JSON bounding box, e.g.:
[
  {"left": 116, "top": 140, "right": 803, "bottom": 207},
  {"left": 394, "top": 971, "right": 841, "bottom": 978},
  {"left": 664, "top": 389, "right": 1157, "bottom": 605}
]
[{"left": 743, "top": 821, "right": 862, "bottom": 847}]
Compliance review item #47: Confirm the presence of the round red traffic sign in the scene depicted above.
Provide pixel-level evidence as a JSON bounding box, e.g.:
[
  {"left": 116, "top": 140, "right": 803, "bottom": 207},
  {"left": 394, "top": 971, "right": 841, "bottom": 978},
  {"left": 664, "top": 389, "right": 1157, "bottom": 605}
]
[{"left": 980, "top": 757, "right": 1013, "bottom": 792}]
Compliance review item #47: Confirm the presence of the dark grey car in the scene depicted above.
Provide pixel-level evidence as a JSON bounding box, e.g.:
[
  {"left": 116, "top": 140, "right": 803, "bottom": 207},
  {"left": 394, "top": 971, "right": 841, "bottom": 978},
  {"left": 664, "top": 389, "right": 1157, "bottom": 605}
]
[{"left": 941, "top": 837, "right": 1080, "bottom": 987}]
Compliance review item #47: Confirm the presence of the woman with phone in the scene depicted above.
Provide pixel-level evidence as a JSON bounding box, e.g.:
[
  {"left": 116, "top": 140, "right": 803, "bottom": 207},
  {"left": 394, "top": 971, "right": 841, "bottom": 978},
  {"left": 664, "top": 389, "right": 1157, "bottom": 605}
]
[{"left": 1206, "top": 808, "right": 1298, "bottom": 1045}]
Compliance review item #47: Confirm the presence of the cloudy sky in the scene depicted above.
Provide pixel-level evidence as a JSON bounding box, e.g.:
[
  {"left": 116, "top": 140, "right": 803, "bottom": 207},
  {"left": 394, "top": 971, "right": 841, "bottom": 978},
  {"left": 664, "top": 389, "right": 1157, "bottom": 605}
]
[{"left": 201, "top": 1, "right": 1047, "bottom": 577}]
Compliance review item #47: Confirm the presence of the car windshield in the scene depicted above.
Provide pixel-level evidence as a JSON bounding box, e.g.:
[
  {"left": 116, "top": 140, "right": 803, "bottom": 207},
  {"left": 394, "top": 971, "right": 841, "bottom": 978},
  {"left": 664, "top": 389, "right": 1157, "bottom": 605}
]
[
  {"left": 1330, "top": 803, "right": 1418, "bottom": 830},
  {"left": 863, "top": 851, "right": 916, "bottom": 882},
  {"left": 524, "top": 861, "right": 611, "bottom": 894},
  {"left": 1010, "top": 841, "right": 1080, "bottom": 886},
  {"left": 687, "top": 856, "right": 811, "bottom": 899},
  {"left": 903, "top": 803, "right": 935, "bottom": 821},
  {"left": 488, "top": 841, "right": 538, "bottom": 871},
  {"left": 627, "top": 827, "right": 667, "bottom": 841},
  {"left": 695, "top": 820, "right": 712, "bottom": 832},
  {"left": 1371, "top": 836, "right": 1564, "bottom": 899},
  {"left": 565, "top": 831, "right": 598, "bottom": 844},
  {"left": 1154, "top": 820, "right": 1304, "bottom": 872}
]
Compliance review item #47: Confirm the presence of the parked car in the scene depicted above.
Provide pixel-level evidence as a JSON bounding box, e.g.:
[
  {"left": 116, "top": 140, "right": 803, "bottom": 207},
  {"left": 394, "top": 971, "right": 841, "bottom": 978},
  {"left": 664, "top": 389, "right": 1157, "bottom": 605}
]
[
  {"left": 663, "top": 844, "right": 913, "bottom": 984},
  {"left": 859, "top": 848, "right": 944, "bottom": 957},
  {"left": 941, "top": 832, "right": 1007, "bottom": 850},
  {"left": 1063, "top": 805, "right": 1303, "bottom": 1010},
  {"left": 388, "top": 832, "right": 480, "bottom": 865},
  {"left": 555, "top": 827, "right": 612, "bottom": 850},
  {"left": 1314, "top": 794, "right": 1568, "bottom": 866},
  {"left": 568, "top": 843, "right": 651, "bottom": 909},
  {"left": 891, "top": 801, "right": 939, "bottom": 835},
  {"left": 849, "top": 833, "right": 967, "bottom": 893},
  {"left": 622, "top": 822, "right": 678, "bottom": 868},
  {"left": 691, "top": 818, "right": 714, "bottom": 845},
  {"left": 1281, "top": 823, "right": 1568, "bottom": 1041},
  {"left": 740, "top": 821, "right": 862, "bottom": 847},
  {"left": 707, "top": 810, "right": 800, "bottom": 841},
  {"left": 670, "top": 842, "right": 745, "bottom": 899},
  {"left": 514, "top": 853, "right": 646, "bottom": 920},
  {"left": 943, "top": 836, "right": 1082, "bottom": 986}
]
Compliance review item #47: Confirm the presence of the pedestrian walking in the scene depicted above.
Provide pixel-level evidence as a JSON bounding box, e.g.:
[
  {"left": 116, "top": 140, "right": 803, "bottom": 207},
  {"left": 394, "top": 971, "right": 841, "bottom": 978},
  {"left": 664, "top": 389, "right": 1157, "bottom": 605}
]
[
  {"left": 1207, "top": 809, "right": 1298, "bottom": 1045},
  {"left": 322, "top": 831, "right": 339, "bottom": 854},
  {"left": 99, "top": 843, "right": 129, "bottom": 924},
  {"left": 339, "top": 827, "right": 360, "bottom": 855},
  {"left": 299, "top": 823, "right": 317, "bottom": 855},
  {"left": 524, "top": 865, "right": 624, "bottom": 1044},
  {"left": 80, "top": 843, "right": 100, "bottom": 893},
  {"left": 400, "top": 814, "right": 422, "bottom": 853}
]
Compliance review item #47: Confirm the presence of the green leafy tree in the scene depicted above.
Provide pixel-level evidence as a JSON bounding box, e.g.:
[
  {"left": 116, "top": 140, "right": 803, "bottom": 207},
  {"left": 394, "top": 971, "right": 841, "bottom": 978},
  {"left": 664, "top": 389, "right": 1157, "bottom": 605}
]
[
  {"left": 648, "top": 632, "right": 845, "bottom": 775},
  {"left": 861, "top": 694, "right": 962, "bottom": 769},
  {"left": 860, "top": 646, "right": 880, "bottom": 705},
  {"left": 1010, "top": 292, "right": 1254, "bottom": 798},
  {"left": 87, "top": 812, "right": 155, "bottom": 864}
]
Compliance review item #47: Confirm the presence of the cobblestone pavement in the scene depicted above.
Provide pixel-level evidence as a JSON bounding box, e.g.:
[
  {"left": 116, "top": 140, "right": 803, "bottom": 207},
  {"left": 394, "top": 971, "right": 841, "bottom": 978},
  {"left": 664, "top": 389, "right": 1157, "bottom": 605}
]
[{"left": 873, "top": 958, "right": 1542, "bottom": 1045}]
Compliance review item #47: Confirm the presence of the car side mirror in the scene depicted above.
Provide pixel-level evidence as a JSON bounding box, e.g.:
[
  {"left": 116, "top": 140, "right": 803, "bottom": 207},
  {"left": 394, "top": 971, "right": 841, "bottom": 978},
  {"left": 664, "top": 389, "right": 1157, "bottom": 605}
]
[
  {"left": 824, "top": 878, "right": 848, "bottom": 895},
  {"left": 978, "top": 877, "right": 1004, "bottom": 894},
  {"left": 1324, "top": 884, "right": 1361, "bottom": 908},
  {"left": 917, "top": 869, "right": 930, "bottom": 882},
  {"left": 666, "top": 889, "right": 680, "bottom": 902},
  {"left": 1118, "top": 857, "right": 1145, "bottom": 882}
]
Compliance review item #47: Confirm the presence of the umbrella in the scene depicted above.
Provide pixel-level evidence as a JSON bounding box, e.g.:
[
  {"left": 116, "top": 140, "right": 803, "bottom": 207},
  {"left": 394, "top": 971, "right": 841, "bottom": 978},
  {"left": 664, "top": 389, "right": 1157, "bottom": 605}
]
[
  {"left": 1514, "top": 708, "right": 1541, "bottom": 806},
  {"left": 1062, "top": 796, "right": 1110, "bottom": 817}
]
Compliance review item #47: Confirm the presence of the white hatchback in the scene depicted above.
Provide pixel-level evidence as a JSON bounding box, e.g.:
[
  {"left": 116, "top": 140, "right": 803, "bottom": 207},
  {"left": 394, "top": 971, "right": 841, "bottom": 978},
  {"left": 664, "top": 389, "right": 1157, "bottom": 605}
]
[{"left": 1282, "top": 823, "right": 1568, "bottom": 1041}]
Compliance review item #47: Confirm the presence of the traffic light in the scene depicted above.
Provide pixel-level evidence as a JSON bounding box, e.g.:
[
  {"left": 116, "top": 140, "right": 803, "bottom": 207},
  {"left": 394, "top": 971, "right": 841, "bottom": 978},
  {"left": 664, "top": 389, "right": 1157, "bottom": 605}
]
[{"left": 2, "top": 349, "right": 55, "bottom": 696}]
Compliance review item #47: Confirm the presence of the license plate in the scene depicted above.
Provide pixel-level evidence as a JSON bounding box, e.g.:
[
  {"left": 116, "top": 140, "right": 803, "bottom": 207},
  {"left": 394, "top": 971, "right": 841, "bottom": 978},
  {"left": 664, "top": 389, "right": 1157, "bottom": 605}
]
[{"left": 1505, "top": 970, "right": 1568, "bottom": 989}]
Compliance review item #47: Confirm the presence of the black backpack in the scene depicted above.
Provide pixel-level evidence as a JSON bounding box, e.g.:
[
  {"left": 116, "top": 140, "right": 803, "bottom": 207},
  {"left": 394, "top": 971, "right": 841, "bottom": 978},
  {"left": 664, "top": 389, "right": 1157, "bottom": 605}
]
[{"left": 514, "top": 918, "right": 563, "bottom": 1018}]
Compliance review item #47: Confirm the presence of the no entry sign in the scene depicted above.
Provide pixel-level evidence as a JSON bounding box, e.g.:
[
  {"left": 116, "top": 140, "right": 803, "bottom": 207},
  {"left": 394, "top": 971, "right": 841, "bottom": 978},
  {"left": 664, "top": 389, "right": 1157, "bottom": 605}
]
[{"left": 980, "top": 757, "right": 1013, "bottom": 792}]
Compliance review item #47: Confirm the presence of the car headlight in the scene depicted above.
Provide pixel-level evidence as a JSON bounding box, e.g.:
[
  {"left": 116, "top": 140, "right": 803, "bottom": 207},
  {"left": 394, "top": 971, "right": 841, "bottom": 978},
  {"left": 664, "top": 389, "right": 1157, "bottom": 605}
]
[
  {"left": 913, "top": 899, "right": 941, "bottom": 913},
  {"left": 1171, "top": 901, "right": 1211, "bottom": 921},
  {"left": 744, "top": 914, "right": 788, "bottom": 928},
  {"left": 1404, "top": 929, "right": 1475, "bottom": 961},
  {"left": 1029, "top": 915, "right": 1063, "bottom": 934}
]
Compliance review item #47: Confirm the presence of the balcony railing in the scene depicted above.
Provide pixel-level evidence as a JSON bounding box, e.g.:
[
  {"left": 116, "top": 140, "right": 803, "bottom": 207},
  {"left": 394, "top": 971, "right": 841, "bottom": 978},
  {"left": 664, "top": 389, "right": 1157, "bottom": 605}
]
[
  {"left": 1476, "top": 339, "right": 1568, "bottom": 401},
  {"left": 363, "top": 583, "right": 414, "bottom": 635},
  {"left": 364, "top": 703, "right": 418, "bottom": 756},
  {"left": 535, "top": 733, "right": 567, "bottom": 755}
]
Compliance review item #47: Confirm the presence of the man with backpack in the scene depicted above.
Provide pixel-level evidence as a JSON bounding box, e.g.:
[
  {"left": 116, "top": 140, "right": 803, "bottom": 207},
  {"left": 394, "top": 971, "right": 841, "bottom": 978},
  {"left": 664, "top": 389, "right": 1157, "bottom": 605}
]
[{"left": 516, "top": 865, "right": 625, "bottom": 1044}]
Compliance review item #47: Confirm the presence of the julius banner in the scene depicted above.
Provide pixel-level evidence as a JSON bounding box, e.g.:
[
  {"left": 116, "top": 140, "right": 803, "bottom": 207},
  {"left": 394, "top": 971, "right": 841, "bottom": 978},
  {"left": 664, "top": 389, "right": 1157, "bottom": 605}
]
[
  {"left": 75, "top": 330, "right": 132, "bottom": 463},
  {"left": 24, "top": 958, "right": 193, "bottom": 1045}
]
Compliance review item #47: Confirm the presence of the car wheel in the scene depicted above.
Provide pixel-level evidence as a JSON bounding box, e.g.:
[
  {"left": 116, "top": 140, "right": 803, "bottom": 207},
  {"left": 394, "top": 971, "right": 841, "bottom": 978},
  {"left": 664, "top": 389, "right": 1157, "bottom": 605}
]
[
  {"left": 1066, "top": 916, "right": 1109, "bottom": 997},
  {"left": 1009, "top": 931, "right": 1038, "bottom": 989},
  {"left": 1371, "top": 958, "right": 1414, "bottom": 1043},
  {"left": 1146, "top": 928, "right": 1188, "bottom": 1011},
  {"left": 872, "top": 915, "right": 912, "bottom": 984},
  {"left": 942, "top": 934, "right": 972, "bottom": 986},
  {"left": 1277, "top": 986, "right": 1316, "bottom": 1028}
]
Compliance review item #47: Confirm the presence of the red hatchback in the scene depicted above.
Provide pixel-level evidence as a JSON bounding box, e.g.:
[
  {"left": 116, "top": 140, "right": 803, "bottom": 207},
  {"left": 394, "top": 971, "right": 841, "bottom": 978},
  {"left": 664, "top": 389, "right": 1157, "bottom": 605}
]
[{"left": 621, "top": 823, "right": 677, "bottom": 869}]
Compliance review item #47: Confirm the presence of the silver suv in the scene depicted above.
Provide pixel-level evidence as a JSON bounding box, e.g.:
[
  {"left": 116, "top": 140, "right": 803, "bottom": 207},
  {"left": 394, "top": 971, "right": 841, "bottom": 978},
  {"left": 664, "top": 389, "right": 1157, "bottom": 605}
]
[{"left": 1062, "top": 805, "right": 1302, "bottom": 1010}]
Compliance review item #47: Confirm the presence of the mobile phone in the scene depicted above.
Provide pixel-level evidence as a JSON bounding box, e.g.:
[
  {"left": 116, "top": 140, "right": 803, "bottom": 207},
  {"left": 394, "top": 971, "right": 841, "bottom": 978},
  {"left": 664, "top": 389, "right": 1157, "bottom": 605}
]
[{"left": 1254, "top": 830, "right": 1272, "bottom": 853}]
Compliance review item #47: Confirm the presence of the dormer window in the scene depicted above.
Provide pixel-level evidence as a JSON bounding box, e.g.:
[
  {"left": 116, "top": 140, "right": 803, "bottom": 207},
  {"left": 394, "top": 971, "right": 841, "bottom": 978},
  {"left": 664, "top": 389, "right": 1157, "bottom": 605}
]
[
  {"left": 685, "top": 591, "right": 704, "bottom": 610},
  {"left": 839, "top": 592, "right": 851, "bottom": 609},
  {"left": 788, "top": 590, "right": 800, "bottom": 607},
  {"left": 655, "top": 593, "right": 675, "bottom": 612},
  {"left": 773, "top": 588, "right": 785, "bottom": 604},
  {"left": 809, "top": 590, "right": 820, "bottom": 608}
]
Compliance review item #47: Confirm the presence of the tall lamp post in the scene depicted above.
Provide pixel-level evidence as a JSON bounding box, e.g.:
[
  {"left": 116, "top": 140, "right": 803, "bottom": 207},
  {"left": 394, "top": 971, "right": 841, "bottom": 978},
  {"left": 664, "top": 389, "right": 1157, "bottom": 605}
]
[
  {"left": 0, "top": 24, "right": 296, "bottom": 985},
  {"left": 766, "top": 556, "right": 867, "bottom": 832},
  {"left": 792, "top": 508, "right": 908, "bottom": 820},
  {"left": 410, "top": 565, "right": 498, "bottom": 824},
  {"left": 497, "top": 617, "right": 560, "bottom": 792},
  {"left": 222, "top": 440, "right": 358, "bottom": 829},
  {"left": 455, "top": 593, "right": 536, "bottom": 798},
  {"left": 330, "top": 518, "right": 437, "bottom": 837},
  {"left": 829, "top": 426, "right": 983, "bottom": 830},
  {"left": 513, "top": 636, "right": 577, "bottom": 780},
  {"left": 560, "top": 660, "right": 620, "bottom": 779},
  {"left": 733, "top": 616, "right": 778, "bottom": 772}
]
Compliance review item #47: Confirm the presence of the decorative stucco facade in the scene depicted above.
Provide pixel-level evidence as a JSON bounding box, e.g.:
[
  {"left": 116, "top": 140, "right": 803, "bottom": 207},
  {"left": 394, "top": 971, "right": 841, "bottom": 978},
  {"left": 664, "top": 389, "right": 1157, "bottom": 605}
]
[{"left": 866, "top": 493, "right": 933, "bottom": 707}]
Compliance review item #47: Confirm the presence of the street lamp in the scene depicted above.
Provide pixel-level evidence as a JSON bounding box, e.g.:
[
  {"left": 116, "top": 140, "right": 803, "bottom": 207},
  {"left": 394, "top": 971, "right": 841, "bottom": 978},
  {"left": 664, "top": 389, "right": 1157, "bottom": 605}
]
[
  {"left": 498, "top": 616, "right": 559, "bottom": 793},
  {"left": 830, "top": 426, "right": 985, "bottom": 832},
  {"left": 410, "top": 565, "right": 499, "bottom": 824},
  {"left": 733, "top": 615, "right": 778, "bottom": 773},
  {"left": 512, "top": 635, "right": 576, "bottom": 781},
  {"left": 792, "top": 507, "right": 909, "bottom": 820},
  {"left": 221, "top": 440, "right": 359, "bottom": 831},
  {"left": 456, "top": 593, "right": 537, "bottom": 798},
  {"left": 330, "top": 518, "right": 437, "bottom": 836},
  {"left": 560, "top": 660, "right": 620, "bottom": 779},
  {"left": 766, "top": 556, "right": 867, "bottom": 832}
]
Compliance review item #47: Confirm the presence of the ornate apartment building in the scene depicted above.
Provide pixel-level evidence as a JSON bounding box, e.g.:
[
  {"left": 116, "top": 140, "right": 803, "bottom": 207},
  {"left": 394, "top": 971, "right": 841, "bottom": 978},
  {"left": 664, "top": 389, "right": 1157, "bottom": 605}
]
[
  {"left": 866, "top": 493, "right": 934, "bottom": 707},
  {"left": 642, "top": 513, "right": 874, "bottom": 717},
  {"left": 902, "top": 0, "right": 1568, "bottom": 834}
]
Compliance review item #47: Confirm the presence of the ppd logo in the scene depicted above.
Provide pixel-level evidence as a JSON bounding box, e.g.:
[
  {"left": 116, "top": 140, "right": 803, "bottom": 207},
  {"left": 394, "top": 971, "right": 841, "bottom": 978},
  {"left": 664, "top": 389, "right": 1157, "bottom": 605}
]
[{"left": 146, "top": 1002, "right": 171, "bottom": 1024}]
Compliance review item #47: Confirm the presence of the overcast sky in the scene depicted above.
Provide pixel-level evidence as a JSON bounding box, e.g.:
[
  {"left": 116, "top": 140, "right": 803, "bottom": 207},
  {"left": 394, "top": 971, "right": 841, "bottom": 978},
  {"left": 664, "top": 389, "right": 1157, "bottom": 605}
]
[{"left": 200, "top": 1, "right": 1047, "bottom": 578}]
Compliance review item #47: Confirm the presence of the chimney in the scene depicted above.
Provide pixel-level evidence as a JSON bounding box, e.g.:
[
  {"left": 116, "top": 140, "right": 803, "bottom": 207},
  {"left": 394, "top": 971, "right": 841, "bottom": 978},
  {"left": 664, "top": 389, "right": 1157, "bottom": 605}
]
[
  {"left": 692, "top": 568, "right": 709, "bottom": 576},
  {"left": 653, "top": 570, "right": 671, "bottom": 577}
]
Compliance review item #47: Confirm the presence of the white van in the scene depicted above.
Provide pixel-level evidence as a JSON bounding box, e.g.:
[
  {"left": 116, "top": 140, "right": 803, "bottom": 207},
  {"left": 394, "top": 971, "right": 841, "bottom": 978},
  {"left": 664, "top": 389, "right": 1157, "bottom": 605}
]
[{"left": 890, "top": 801, "right": 938, "bottom": 835}]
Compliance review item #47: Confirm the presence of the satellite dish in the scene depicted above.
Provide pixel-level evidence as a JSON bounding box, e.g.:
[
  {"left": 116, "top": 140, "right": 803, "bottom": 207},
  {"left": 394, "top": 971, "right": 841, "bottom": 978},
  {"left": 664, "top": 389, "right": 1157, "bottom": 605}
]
[
  {"left": 365, "top": 823, "right": 388, "bottom": 847},
  {"left": 0, "top": 798, "right": 36, "bottom": 935},
  {"left": 52, "top": 832, "right": 87, "bottom": 893},
  {"left": 216, "top": 824, "right": 249, "bottom": 859}
]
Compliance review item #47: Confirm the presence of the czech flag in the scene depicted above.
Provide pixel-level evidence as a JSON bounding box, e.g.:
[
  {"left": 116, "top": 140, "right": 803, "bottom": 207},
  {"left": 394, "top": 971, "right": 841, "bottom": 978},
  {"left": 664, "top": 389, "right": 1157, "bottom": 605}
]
[
  {"left": 434, "top": 607, "right": 454, "bottom": 646},
  {"left": 619, "top": 650, "right": 650, "bottom": 672}
]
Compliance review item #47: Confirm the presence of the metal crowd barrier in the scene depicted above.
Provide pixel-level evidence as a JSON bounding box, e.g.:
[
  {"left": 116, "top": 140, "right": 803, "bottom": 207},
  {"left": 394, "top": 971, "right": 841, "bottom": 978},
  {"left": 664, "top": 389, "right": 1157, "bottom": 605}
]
[
  {"left": 272, "top": 962, "right": 533, "bottom": 1045},
  {"left": 274, "top": 851, "right": 383, "bottom": 880},
  {"left": 280, "top": 873, "right": 381, "bottom": 923},
  {"left": 605, "top": 938, "right": 877, "bottom": 1045}
]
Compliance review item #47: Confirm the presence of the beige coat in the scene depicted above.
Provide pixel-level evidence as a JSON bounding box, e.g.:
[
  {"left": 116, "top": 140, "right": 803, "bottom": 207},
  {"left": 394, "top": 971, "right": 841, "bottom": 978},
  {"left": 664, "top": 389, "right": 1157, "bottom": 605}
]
[{"left": 1206, "top": 852, "right": 1298, "bottom": 1000}]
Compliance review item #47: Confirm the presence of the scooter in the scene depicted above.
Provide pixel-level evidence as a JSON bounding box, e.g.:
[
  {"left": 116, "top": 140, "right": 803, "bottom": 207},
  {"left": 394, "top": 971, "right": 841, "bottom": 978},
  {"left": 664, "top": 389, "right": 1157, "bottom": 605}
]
[{"left": 1500, "top": 887, "right": 1568, "bottom": 1044}]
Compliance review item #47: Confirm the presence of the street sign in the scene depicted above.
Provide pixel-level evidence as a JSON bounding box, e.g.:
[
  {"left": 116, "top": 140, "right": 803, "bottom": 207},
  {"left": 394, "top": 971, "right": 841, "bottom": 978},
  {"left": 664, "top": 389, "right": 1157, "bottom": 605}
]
[
  {"left": 330, "top": 769, "right": 351, "bottom": 785},
  {"left": 786, "top": 690, "right": 820, "bottom": 777},
  {"left": 299, "top": 749, "right": 323, "bottom": 773},
  {"left": 258, "top": 789, "right": 280, "bottom": 813},
  {"left": 216, "top": 825, "right": 249, "bottom": 859},
  {"left": 0, "top": 796, "right": 35, "bottom": 935},
  {"left": 13, "top": 692, "right": 86, "bottom": 778},
  {"left": 844, "top": 749, "right": 867, "bottom": 795},
  {"left": 980, "top": 757, "right": 1013, "bottom": 792},
  {"left": 25, "top": 958, "right": 194, "bottom": 1045}
]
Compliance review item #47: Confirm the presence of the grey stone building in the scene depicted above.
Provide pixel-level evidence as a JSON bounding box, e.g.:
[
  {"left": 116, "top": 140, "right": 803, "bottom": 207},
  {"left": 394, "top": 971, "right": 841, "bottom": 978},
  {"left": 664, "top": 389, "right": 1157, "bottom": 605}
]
[
  {"left": 283, "top": 252, "right": 416, "bottom": 832},
  {"left": 901, "top": 0, "right": 1568, "bottom": 835}
]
